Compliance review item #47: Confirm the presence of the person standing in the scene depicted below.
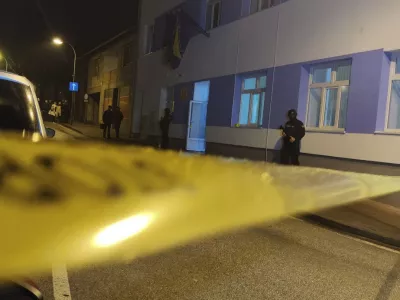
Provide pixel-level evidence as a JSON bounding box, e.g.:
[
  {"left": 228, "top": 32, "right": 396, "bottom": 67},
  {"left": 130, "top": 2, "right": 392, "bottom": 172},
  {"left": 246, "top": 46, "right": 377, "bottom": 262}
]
[
  {"left": 159, "top": 108, "right": 173, "bottom": 149},
  {"left": 280, "top": 109, "right": 305, "bottom": 166},
  {"left": 48, "top": 102, "right": 57, "bottom": 122},
  {"left": 102, "top": 106, "right": 113, "bottom": 139},
  {"left": 55, "top": 102, "right": 62, "bottom": 123},
  {"left": 113, "top": 106, "right": 124, "bottom": 139}
]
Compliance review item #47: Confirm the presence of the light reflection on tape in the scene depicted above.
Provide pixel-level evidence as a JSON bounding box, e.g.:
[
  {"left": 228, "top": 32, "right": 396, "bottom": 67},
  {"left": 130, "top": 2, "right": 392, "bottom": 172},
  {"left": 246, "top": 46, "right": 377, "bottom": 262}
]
[{"left": 93, "top": 214, "right": 153, "bottom": 248}]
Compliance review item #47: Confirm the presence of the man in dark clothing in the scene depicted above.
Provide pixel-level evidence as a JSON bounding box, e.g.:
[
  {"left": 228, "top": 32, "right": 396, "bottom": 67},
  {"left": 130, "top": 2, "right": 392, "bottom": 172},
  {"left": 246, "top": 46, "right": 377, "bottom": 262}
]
[
  {"left": 280, "top": 109, "right": 306, "bottom": 166},
  {"left": 113, "top": 106, "right": 124, "bottom": 139},
  {"left": 159, "top": 108, "right": 173, "bottom": 149},
  {"left": 102, "top": 106, "right": 113, "bottom": 139}
]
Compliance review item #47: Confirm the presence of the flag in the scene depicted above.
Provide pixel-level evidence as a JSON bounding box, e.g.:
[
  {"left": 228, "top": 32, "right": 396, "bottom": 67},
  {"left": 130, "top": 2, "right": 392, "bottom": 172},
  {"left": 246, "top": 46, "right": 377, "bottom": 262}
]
[{"left": 173, "top": 19, "right": 182, "bottom": 60}]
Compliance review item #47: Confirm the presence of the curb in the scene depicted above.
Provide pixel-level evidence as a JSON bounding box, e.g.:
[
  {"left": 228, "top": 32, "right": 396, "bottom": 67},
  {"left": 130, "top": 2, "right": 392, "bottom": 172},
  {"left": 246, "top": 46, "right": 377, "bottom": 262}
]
[
  {"left": 59, "top": 123, "right": 85, "bottom": 135},
  {"left": 303, "top": 214, "right": 400, "bottom": 251}
]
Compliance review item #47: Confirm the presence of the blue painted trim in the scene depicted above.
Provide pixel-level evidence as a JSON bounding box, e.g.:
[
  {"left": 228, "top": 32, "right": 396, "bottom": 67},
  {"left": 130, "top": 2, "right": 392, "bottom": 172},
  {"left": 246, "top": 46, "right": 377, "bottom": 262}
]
[{"left": 170, "top": 48, "right": 391, "bottom": 134}]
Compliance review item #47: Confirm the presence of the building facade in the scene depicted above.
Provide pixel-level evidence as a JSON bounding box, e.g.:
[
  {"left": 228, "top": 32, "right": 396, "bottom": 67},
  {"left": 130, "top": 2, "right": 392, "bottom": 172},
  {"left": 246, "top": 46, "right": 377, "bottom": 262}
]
[
  {"left": 134, "top": 0, "right": 400, "bottom": 167},
  {"left": 85, "top": 33, "right": 137, "bottom": 138}
]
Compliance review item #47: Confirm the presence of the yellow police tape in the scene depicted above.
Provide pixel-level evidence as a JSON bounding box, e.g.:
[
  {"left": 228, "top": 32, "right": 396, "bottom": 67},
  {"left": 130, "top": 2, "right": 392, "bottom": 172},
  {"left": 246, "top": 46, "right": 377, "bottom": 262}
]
[{"left": 0, "top": 136, "right": 399, "bottom": 277}]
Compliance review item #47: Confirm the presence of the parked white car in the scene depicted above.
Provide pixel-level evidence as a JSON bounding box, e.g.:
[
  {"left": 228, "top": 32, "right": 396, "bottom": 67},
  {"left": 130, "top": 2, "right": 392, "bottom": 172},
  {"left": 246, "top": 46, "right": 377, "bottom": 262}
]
[{"left": 0, "top": 71, "right": 55, "bottom": 139}]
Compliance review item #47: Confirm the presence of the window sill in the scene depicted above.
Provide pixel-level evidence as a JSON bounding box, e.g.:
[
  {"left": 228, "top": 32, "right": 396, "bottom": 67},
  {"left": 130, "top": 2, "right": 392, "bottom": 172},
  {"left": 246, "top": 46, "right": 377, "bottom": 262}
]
[
  {"left": 374, "top": 130, "right": 400, "bottom": 136},
  {"left": 306, "top": 127, "right": 345, "bottom": 134},
  {"left": 232, "top": 125, "right": 263, "bottom": 129}
]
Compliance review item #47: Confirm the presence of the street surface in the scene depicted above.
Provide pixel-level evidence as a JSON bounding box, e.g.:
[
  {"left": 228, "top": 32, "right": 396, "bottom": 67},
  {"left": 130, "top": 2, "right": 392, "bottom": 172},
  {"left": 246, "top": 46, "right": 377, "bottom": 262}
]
[
  {"left": 34, "top": 125, "right": 400, "bottom": 299},
  {"left": 34, "top": 218, "right": 400, "bottom": 300}
]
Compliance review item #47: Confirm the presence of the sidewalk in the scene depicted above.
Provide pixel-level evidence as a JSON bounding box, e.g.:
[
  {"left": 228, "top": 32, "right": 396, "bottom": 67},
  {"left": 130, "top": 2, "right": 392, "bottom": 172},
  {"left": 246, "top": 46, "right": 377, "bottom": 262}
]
[
  {"left": 59, "top": 122, "right": 400, "bottom": 248},
  {"left": 59, "top": 122, "right": 153, "bottom": 146}
]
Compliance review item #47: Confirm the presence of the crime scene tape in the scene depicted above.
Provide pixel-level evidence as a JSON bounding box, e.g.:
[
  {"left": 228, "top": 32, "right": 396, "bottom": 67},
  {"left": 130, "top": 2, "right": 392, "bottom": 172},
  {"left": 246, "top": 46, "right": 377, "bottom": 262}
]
[{"left": 0, "top": 136, "right": 399, "bottom": 278}]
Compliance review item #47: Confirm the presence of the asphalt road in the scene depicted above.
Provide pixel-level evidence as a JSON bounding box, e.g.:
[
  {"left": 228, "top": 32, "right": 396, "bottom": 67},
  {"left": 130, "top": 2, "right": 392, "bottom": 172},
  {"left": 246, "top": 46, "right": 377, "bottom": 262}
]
[
  {"left": 34, "top": 125, "right": 400, "bottom": 299},
  {"left": 33, "top": 218, "right": 400, "bottom": 300}
]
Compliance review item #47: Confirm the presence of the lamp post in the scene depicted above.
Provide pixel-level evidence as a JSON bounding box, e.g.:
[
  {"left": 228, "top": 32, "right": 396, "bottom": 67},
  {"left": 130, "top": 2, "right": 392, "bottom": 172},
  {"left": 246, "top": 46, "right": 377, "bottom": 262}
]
[
  {"left": 0, "top": 53, "right": 9, "bottom": 72},
  {"left": 53, "top": 37, "right": 77, "bottom": 124}
]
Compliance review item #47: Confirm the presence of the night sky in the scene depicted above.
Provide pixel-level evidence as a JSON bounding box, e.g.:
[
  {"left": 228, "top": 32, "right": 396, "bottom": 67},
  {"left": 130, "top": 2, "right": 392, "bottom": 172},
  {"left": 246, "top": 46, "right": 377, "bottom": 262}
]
[{"left": 0, "top": 0, "right": 138, "bottom": 86}]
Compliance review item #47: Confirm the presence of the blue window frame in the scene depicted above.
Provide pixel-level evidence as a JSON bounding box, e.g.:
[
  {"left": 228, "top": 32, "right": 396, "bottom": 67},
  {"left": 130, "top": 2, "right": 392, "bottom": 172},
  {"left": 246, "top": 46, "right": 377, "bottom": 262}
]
[{"left": 238, "top": 74, "right": 267, "bottom": 127}]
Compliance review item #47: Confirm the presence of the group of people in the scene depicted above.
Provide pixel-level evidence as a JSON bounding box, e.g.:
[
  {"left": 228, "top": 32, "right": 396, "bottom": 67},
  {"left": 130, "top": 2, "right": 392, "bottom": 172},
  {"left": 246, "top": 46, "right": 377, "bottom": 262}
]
[
  {"left": 101, "top": 105, "right": 304, "bottom": 165},
  {"left": 102, "top": 106, "right": 124, "bottom": 139},
  {"left": 48, "top": 102, "right": 62, "bottom": 123}
]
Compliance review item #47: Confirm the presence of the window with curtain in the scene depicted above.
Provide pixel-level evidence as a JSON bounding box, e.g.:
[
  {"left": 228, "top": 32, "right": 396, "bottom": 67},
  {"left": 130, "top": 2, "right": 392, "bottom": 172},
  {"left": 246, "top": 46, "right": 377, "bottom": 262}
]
[
  {"left": 206, "top": 1, "right": 221, "bottom": 30},
  {"left": 306, "top": 60, "right": 351, "bottom": 129},
  {"left": 238, "top": 74, "right": 267, "bottom": 127},
  {"left": 386, "top": 54, "right": 400, "bottom": 130}
]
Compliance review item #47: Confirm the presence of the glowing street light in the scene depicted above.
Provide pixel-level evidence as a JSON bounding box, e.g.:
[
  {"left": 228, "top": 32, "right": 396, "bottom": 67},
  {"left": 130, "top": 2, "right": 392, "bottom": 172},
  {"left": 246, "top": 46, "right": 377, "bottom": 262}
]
[
  {"left": 0, "top": 52, "right": 8, "bottom": 72},
  {"left": 52, "top": 36, "right": 77, "bottom": 124},
  {"left": 52, "top": 37, "right": 64, "bottom": 45}
]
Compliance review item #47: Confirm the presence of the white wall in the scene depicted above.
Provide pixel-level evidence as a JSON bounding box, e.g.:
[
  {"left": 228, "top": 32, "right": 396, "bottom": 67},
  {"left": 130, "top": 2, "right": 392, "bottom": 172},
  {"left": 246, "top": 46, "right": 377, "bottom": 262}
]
[
  {"left": 171, "top": 125, "right": 400, "bottom": 164},
  {"left": 136, "top": 0, "right": 400, "bottom": 163},
  {"left": 142, "top": 0, "right": 400, "bottom": 85},
  {"left": 206, "top": 127, "right": 400, "bottom": 164}
]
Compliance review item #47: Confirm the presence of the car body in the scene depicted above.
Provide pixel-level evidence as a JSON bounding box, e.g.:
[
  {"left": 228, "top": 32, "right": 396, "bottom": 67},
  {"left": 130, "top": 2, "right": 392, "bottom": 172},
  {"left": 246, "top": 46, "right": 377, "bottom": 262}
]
[
  {"left": 0, "top": 71, "right": 54, "bottom": 139},
  {"left": 0, "top": 280, "right": 43, "bottom": 299}
]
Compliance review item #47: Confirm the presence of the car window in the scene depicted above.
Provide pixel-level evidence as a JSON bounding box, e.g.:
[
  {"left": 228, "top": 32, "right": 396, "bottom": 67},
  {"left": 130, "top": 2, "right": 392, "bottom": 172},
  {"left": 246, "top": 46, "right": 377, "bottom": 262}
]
[{"left": 0, "top": 79, "right": 38, "bottom": 133}]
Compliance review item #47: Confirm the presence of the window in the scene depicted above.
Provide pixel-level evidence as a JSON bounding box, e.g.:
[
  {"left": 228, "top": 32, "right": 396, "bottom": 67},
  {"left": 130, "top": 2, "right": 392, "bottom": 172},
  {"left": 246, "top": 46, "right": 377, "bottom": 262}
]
[
  {"left": 386, "top": 54, "right": 400, "bottom": 130},
  {"left": 206, "top": 1, "right": 221, "bottom": 30},
  {"left": 250, "top": 0, "right": 281, "bottom": 14},
  {"left": 119, "top": 86, "right": 130, "bottom": 119},
  {"left": 144, "top": 25, "right": 154, "bottom": 54},
  {"left": 122, "top": 43, "right": 133, "bottom": 67},
  {"left": 0, "top": 79, "right": 38, "bottom": 133},
  {"left": 94, "top": 58, "right": 100, "bottom": 78},
  {"left": 104, "top": 89, "right": 114, "bottom": 112},
  {"left": 306, "top": 60, "right": 351, "bottom": 129},
  {"left": 239, "top": 74, "right": 267, "bottom": 126}
]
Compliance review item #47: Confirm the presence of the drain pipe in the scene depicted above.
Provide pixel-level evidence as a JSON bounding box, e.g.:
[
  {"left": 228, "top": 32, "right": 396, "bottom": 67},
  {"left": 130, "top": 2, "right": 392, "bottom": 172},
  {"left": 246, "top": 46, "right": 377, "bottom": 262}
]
[{"left": 264, "top": 11, "right": 281, "bottom": 162}]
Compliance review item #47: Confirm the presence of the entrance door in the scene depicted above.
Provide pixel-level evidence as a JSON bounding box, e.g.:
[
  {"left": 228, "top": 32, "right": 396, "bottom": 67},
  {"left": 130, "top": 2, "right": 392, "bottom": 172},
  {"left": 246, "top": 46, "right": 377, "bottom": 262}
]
[{"left": 186, "top": 81, "right": 210, "bottom": 152}]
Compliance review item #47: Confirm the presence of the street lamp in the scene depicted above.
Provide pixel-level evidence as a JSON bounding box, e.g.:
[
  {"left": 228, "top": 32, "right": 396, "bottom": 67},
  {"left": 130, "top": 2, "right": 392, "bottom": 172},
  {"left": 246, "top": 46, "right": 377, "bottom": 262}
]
[
  {"left": 53, "top": 37, "right": 77, "bottom": 124},
  {"left": 0, "top": 52, "right": 8, "bottom": 72}
]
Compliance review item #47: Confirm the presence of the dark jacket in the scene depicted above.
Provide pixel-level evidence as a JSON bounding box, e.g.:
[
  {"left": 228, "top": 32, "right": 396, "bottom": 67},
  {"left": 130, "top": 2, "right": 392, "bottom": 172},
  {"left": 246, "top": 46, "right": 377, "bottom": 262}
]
[
  {"left": 103, "top": 110, "right": 113, "bottom": 125},
  {"left": 281, "top": 119, "right": 305, "bottom": 149},
  {"left": 159, "top": 115, "right": 173, "bottom": 135},
  {"left": 113, "top": 111, "right": 124, "bottom": 125}
]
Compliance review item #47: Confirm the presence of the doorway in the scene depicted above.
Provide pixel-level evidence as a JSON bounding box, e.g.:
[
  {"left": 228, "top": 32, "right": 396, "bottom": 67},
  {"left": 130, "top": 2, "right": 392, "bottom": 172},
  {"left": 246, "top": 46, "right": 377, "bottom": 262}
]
[{"left": 186, "top": 81, "right": 210, "bottom": 152}]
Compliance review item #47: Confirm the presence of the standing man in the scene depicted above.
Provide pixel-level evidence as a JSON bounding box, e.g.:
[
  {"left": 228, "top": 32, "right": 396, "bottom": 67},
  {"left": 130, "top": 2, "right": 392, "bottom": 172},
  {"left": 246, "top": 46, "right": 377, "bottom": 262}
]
[
  {"left": 280, "top": 109, "right": 305, "bottom": 166},
  {"left": 55, "top": 102, "right": 62, "bottom": 123},
  {"left": 159, "top": 108, "right": 173, "bottom": 149},
  {"left": 113, "top": 106, "right": 124, "bottom": 139},
  {"left": 102, "top": 105, "right": 113, "bottom": 139}
]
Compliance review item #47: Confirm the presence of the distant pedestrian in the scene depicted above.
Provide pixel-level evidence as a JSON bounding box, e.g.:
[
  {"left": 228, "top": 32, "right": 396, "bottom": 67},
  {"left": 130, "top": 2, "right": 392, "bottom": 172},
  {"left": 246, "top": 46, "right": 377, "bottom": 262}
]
[
  {"left": 280, "top": 109, "right": 305, "bottom": 166},
  {"left": 159, "top": 108, "right": 173, "bottom": 149},
  {"left": 113, "top": 106, "right": 124, "bottom": 139},
  {"left": 55, "top": 102, "right": 62, "bottom": 123},
  {"left": 48, "top": 102, "right": 57, "bottom": 122},
  {"left": 48, "top": 102, "right": 56, "bottom": 121},
  {"left": 102, "top": 105, "right": 113, "bottom": 139}
]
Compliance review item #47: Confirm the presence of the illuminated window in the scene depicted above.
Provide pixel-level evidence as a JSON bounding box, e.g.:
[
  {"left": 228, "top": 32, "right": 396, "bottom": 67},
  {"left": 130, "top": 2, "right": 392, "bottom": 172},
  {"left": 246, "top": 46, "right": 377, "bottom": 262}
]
[
  {"left": 239, "top": 75, "right": 267, "bottom": 127},
  {"left": 206, "top": 1, "right": 221, "bottom": 30},
  {"left": 306, "top": 60, "right": 351, "bottom": 129}
]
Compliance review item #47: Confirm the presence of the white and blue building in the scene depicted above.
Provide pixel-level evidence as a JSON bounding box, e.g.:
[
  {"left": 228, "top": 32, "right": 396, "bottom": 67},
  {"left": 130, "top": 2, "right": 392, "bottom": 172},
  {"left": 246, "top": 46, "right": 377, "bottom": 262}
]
[{"left": 133, "top": 0, "right": 400, "bottom": 171}]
